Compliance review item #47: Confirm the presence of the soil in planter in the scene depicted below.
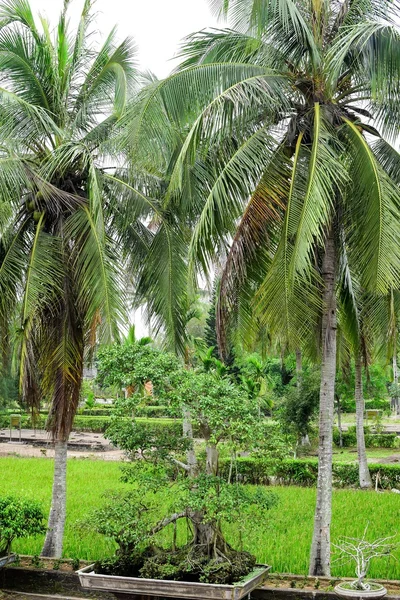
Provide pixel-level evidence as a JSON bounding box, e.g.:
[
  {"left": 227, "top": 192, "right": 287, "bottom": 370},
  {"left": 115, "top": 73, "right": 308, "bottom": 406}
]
[{"left": 94, "top": 544, "right": 256, "bottom": 585}]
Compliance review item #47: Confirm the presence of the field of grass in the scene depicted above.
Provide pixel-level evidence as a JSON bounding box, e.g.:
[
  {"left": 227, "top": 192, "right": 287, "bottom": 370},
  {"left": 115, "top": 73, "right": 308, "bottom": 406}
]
[
  {"left": 1, "top": 456, "right": 400, "bottom": 579},
  {"left": 331, "top": 447, "right": 398, "bottom": 462}
]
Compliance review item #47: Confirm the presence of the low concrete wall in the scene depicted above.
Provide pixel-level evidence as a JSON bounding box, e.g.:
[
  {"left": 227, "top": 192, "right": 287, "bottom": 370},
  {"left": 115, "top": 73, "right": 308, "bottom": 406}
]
[{"left": 1, "top": 567, "right": 400, "bottom": 600}]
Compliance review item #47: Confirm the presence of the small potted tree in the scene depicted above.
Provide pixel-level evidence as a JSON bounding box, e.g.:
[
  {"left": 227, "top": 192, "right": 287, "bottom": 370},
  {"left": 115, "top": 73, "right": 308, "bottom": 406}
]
[
  {"left": 333, "top": 528, "right": 397, "bottom": 599},
  {"left": 0, "top": 495, "right": 46, "bottom": 568},
  {"left": 78, "top": 349, "right": 277, "bottom": 599}
]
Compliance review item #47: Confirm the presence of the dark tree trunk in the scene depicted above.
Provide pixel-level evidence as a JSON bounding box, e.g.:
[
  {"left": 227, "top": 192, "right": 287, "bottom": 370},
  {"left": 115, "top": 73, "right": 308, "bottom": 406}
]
[{"left": 309, "top": 229, "right": 337, "bottom": 577}]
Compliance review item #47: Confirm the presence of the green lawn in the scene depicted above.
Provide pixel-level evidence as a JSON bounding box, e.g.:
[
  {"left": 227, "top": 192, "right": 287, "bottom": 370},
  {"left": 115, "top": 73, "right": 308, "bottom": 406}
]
[
  {"left": 1, "top": 456, "right": 400, "bottom": 579},
  {"left": 332, "top": 447, "right": 398, "bottom": 462}
]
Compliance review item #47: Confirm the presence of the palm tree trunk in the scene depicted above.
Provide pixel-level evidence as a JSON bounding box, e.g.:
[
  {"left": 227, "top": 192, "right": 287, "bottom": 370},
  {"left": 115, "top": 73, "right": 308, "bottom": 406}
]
[
  {"left": 295, "top": 348, "right": 302, "bottom": 386},
  {"left": 393, "top": 353, "right": 399, "bottom": 415},
  {"left": 296, "top": 349, "right": 310, "bottom": 447},
  {"left": 336, "top": 395, "right": 343, "bottom": 448},
  {"left": 41, "top": 440, "right": 68, "bottom": 557},
  {"left": 309, "top": 230, "right": 336, "bottom": 577},
  {"left": 183, "top": 407, "right": 197, "bottom": 477},
  {"left": 355, "top": 354, "right": 372, "bottom": 489}
]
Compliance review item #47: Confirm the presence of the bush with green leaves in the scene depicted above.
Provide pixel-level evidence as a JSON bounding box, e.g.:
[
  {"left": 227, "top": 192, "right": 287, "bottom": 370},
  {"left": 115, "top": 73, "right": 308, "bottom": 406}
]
[
  {"left": 96, "top": 343, "right": 180, "bottom": 398},
  {"left": 276, "top": 370, "right": 320, "bottom": 446},
  {"left": 0, "top": 496, "right": 46, "bottom": 555},
  {"left": 333, "top": 426, "right": 398, "bottom": 449}
]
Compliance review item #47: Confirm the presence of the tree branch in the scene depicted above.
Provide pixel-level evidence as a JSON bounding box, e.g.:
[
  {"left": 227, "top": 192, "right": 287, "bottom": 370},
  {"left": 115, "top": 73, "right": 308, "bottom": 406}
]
[
  {"left": 151, "top": 511, "right": 187, "bottom": 535},
  {"left": 170, "top": 457, "right": 190, "bottom": 471}
]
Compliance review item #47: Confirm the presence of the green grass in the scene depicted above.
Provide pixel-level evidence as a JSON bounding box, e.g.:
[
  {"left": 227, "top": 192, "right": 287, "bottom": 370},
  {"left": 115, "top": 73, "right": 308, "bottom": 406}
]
[
  {"left": 331, "top": 448, "right": 398, "bottom": 462},
  {"left": 1, "top": 456, "right": 400, "bottom": 579}
]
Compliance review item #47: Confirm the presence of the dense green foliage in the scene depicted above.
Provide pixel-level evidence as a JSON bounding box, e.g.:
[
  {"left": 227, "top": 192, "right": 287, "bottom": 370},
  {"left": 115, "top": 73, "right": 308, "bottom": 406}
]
[{"left": 0, "top": 495, "right": 46, "bottom": 555}]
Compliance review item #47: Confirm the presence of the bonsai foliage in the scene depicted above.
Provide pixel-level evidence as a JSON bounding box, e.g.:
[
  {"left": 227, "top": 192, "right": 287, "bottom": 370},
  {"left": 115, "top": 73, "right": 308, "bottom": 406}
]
[
  {"left": 92, "top": 343, "right": 278, "bottom": 583},
  {"left": 333, "top": 528, "right": 398, "bottom": 590},
  {"left": 0, "top": 495, "right": 46, "bottom": 555}
]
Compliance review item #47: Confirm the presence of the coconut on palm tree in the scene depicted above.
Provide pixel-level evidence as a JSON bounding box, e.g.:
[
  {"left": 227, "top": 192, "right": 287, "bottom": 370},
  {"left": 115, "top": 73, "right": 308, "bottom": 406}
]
[
  {"left": 128, "top": 0, "right": 400, "bottom": 576},
  {"left": 0, "top": 0, "right": 149, "bottom": 557}
]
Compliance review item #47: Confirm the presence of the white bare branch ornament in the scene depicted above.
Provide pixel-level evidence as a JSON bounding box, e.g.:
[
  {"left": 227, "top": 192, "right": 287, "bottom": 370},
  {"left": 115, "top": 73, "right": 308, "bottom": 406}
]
[{"left": 333, "top": 526, "right": 397, "bottom": 598}]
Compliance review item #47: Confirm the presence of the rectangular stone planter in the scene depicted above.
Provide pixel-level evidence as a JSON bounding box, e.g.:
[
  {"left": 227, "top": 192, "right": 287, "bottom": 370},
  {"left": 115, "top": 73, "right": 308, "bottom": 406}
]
[
  {"left": 77, "top": 563, "right": 270, "bottom": 600},
  {"left": 0, "top": 554, "right": 16, "bottom": 569}
]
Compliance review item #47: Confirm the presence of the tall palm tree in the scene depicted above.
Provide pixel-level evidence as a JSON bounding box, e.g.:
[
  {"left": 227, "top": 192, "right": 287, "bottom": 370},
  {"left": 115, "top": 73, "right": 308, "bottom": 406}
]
[
  {"left": 0, "top": 0, "right": 146, "bottom": 557},
  {"left": 128, "top": 0, "right": 400, "bottom": 576}
]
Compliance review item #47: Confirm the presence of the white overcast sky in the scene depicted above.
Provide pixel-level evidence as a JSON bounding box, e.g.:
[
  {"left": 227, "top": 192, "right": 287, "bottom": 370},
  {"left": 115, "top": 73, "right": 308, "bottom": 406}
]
[{"left": 29, "top": 0, "right": 220, "bottom": 77}]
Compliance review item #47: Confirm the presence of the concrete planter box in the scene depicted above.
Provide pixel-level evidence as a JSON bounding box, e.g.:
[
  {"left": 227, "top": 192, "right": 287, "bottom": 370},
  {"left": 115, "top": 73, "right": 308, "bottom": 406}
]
[
  {"left": 77, "top": 563, "right": 270, "bottom": 600},
  {"left": 0, "top": 553, "right": 16, "bottom": 568}
]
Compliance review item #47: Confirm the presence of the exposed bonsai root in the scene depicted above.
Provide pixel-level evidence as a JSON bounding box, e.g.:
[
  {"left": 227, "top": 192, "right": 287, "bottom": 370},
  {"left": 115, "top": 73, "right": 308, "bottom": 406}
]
[{"left": 95, "top": 543, "right": 256, "bottom": 584}]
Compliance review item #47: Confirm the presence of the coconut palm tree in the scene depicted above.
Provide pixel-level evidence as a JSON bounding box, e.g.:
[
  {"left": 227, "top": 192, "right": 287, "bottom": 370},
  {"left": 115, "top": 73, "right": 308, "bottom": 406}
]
[
  {"left": 127, "top": 0, "right": 400, "bottom": 576},
  {"left": 0, "top": 0, "right": 149, "bottom": 557}
]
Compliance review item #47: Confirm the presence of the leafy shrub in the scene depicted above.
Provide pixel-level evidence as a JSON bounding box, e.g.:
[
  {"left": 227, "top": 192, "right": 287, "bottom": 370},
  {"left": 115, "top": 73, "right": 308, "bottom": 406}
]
[
  {"left": 0, "top": 496, "right": 46, "bottom": 555},
  {"left": 339, "top": 398, "right": 391, "bottom": 413}
]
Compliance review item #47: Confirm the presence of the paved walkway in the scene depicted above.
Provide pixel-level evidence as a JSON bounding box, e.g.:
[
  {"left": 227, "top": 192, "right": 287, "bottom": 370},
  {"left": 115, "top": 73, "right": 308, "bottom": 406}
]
[{"left": 0, "top": 429, "right": 124, "bottom": 461}]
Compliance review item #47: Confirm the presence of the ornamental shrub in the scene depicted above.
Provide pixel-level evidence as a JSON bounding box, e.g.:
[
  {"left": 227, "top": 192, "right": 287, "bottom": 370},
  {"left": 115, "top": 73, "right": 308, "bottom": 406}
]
[{"left": 0, "top": 495, "right": 46, "bottom": 555}]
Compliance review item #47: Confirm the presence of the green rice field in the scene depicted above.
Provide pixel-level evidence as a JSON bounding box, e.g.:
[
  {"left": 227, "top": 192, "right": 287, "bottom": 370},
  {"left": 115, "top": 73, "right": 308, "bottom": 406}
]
[{"left": 1, "top": 456, "right": 399, "bottom": 579}]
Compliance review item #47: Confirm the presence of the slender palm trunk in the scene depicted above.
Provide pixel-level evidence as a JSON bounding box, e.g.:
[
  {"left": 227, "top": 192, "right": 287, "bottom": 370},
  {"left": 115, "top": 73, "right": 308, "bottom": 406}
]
[
  {"left": 183, "top": 408, "right": 197, "bottom": 477},
  {"left": 355, "top": 354, "right": 372, "bottom": 489},
  {"left": 295, "top": 348, "right": 302, "bottom": 386},
  {"left": 296, "top": 349, "right": 310, "bottom": 447},
  {"left": 393, "top": 353, "right": 399, "bottom": 415},
  {"left": 309, "top": 230, "right": 336, "bottom": 577},
  {"left": 336, "top": 395, "right": 343, "bottom": 448},
  {"left": 41, "top": 440, "right": 68, "bottom": 557}
]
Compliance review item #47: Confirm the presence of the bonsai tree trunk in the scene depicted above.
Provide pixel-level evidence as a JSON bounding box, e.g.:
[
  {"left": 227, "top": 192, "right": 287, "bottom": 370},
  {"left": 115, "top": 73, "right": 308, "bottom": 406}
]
[
  {"left": 355, "top": 354, "right": 372, "bottom": 489},
  {"left": 189, "top": 436, "right": 220, "bottom": 554},
  {"left": 206, "top": 442, "right": 218, "bottom": 476},
  {"left": 309, "top": 229, "right": 337, "bottom": 577},
  {"left": 41, "top": 439, "right": 68, "bottom": 557}
]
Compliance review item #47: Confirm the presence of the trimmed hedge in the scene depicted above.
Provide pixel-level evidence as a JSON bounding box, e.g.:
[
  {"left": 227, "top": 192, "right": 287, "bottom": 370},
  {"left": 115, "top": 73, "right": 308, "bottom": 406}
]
[
  {"left": 77, "top": 406, "right": 171, "bottom": 417},
  {"left": 333, "top": 426, "right": 398, "bottom": 448},
  {"left": 341, "top": 398, "right": 391, "bottom": 413},
  {"left": 218, "top": 457, "right": 400, "bottom": 489},
  {"left": 74, "top": 416, "right": 182, "bottom": 434},
  {"left": 0, "top": 413, "right": 182, "bottom": 434}
]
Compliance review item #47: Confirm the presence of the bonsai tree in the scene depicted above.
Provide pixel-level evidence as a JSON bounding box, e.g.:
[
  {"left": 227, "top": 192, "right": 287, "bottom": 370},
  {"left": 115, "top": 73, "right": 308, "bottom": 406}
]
[
  {"left": 90, "top": 352, "right": 278, "bottom": 584},
  {"left": 0, "top": 495, "right": 46, "bottom": 556},
  {"left": 333, "top": 528, "right": 397, "bottom": 591}
]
